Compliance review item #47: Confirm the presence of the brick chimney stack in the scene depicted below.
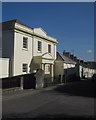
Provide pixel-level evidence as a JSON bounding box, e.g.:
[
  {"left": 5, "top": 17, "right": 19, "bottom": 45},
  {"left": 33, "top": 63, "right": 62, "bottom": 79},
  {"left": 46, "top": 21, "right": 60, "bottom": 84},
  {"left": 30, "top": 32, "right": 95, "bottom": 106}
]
[
  {"left": 74, "top": 56, "right": 77, "bottom": 62},
  {"left": 70, "top": 54, "right": 74, "bottom": 60},
  {"left": 63, "top": 50, "right": 70, "bottom": 57}
]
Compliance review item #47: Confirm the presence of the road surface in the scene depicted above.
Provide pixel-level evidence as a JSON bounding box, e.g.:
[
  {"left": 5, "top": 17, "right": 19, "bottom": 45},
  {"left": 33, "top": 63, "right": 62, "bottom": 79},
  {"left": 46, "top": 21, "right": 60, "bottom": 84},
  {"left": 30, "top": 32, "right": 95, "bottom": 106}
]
[{"left": 2, "top": 80, "right": 95, "bottom": 119}]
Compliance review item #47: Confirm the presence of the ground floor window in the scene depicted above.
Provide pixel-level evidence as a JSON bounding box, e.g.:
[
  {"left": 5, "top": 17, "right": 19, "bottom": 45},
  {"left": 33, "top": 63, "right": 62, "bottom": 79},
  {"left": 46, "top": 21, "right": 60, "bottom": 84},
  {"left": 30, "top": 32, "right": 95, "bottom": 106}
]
[
  {"left": 22, "top": 63, "right": 28, "bottom": 73},
  {"left": 45, "top": 64, "right": 50, "bottom": 74}
]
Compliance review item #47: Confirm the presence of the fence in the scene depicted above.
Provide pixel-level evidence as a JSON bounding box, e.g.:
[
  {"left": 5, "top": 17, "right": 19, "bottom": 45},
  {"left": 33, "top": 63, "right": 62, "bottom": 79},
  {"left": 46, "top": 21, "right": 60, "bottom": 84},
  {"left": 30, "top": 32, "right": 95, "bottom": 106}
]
[
  {"left": 2, "top": 73, "right": 36, "bottom": 89},
  {"left": 43, "top": 74, "right": 81, "bottom": 88},
  {"left": 2, "top": 69, "right": 45, "bottom": 90},
  {"left": 44, "top": 77, "right": 61, "bottom": 88},
  {"left": 2, "top": 76, "right": 21, "bottom": 89},
  {"left": 2, "top": 73, "right": 80, "bottom": 90}
]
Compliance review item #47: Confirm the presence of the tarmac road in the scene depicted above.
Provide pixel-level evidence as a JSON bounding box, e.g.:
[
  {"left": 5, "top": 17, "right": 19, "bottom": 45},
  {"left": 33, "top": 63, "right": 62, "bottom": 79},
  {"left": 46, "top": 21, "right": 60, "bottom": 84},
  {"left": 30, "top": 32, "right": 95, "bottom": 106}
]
[{"left": 2, "top": 80, "right": 95, "bottom": 119}]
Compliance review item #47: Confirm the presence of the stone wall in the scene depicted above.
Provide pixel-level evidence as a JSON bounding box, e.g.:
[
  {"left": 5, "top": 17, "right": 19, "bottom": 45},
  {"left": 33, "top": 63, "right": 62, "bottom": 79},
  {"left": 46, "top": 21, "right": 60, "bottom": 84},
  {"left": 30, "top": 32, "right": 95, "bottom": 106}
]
[{"left": 35, "top": 69, "right": 44, "bottom": 89}]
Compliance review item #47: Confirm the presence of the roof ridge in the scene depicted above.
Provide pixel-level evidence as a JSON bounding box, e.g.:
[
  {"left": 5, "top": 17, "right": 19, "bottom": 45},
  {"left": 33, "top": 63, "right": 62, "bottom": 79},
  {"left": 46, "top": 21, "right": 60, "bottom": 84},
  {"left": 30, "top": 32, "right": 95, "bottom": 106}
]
[{"left": 2, "top": 19, "right": 34, "bottom": 30}]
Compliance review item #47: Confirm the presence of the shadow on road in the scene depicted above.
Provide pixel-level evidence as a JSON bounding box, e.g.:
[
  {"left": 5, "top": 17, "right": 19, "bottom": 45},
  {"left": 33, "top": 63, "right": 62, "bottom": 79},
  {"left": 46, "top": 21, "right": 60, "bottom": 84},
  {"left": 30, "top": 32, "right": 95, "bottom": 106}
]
[
  {"left": 2, "top": 114, "right": 95, "bottom": 120},
  {"left": 54, "top": 79, "right": 95, "bottom": 98}
]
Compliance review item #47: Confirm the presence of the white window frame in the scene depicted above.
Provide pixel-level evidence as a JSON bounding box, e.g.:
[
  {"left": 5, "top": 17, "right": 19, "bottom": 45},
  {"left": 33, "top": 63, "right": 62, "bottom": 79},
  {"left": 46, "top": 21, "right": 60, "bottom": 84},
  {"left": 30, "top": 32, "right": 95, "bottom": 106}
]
[
  {"left": 38, "top": 41, "right": 42, "bottom": 52},
  {"left": 23, "top": 37, "right": 28, "bottom": 49},
  {"left": 22, "top": 63, "right": 28, "bottom": 73},
  {"left": 45, "top": 64, "right": 50, "bottom": 74},
  {"left": 48, "top": 44, "right": 51, "bottom": 53}
]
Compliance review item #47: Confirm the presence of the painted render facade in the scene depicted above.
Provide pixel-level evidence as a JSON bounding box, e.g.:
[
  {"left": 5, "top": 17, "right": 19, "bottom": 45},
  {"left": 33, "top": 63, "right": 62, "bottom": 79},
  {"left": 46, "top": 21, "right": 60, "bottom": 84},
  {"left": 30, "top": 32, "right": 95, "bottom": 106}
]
[
  {"left": 0, "top": 58, "right": 9, "bottom": 78},
  {"left": 63, "top": 51, "right": 96, "bottom": 79},
  {"left": 2, "top": 19, "right": 58, "bottom": 79},
  {"left": 54, "top": 52, "right": 76, "bottom": 81},
  {"left": 55, "top": 51, "right": 96, "bottom": 81},
  {"left": 84, "top": 62, "right": 96, "bottom": 78},
  {"left": 1, "top": 19, "right": 96, "bottom": 80}
]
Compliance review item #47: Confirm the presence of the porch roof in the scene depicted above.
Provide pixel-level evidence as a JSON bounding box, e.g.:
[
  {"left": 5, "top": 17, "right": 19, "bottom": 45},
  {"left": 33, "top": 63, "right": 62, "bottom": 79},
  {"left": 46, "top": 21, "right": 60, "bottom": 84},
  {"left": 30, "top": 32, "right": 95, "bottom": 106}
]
[{"left": 33, "top": 52, "right": 54, "bottom": 64}]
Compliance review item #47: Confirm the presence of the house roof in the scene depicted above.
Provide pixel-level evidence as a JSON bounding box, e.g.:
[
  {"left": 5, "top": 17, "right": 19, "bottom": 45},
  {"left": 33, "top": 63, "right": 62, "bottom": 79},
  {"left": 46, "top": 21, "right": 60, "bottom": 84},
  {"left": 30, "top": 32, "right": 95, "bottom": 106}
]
[
  {"left": 2, "top": 19, "right": 33, "bottom": 30},
  {"left": 87, "top": 61, "right": 96, "bottom": 69},
  {"left": 57, "top": 52, "right": 76, "bottom": 64},
  {"left": 1, "top": 19, "right": 58, "bottom": 44}
]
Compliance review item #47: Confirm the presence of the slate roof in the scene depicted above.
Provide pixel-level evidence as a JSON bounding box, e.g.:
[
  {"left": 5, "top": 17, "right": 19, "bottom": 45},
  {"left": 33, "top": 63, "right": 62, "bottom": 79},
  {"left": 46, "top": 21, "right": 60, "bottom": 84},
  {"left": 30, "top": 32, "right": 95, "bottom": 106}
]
[
  {"left": 87, "top": 61, "right": 96, "bottom": 69},
  {"left": 1, "top": 19, "right": 33, "bottom": 31},
  {"left": 57, "top": 52, "right": 76, "bottom": 64}
]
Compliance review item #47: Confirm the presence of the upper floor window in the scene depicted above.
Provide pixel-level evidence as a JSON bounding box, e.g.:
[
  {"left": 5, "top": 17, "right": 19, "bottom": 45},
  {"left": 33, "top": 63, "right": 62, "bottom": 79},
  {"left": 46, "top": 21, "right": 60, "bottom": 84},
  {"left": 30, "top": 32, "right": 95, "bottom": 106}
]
[
  {"left": 22, "top": 63, "right": 28, "bottom": 73},
  {"left": 38, "top": 41, "right": 42, "bottom": 52},
  {"left": 48, "top": 44, "right": 51, "bottom": 53},
  {"left": 23, "top": 37, "right": 28, "bottom": 49}
]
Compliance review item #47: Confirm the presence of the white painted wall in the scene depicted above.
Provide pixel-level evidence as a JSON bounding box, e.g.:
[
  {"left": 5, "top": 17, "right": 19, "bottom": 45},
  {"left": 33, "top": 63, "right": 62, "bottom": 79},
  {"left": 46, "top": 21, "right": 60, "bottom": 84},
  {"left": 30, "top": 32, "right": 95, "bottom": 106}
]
[
  {"left": 34, "top": 28, "right": 57, "bottom": 43},
  {"left": 63, "top": 63, "right": 76, "bottom": 76},
  {"left": 13, "top": 32, "right": 33, "bottom": 76},
  {"left": 88, "top": 68, "right": 95, "bottom": 78},
  {"left": 34, "top": 28, "right": 47, "bottom": 37},
  {"left": 2, "top": 23, "right": 57, "bottom": 77},
  {"left": 0, "top": 58, "right": 9, "bottom": 78},
  {"left": 54, "top": 45, "right": 56, "bottom": 59},
  {"left": 79, "top": 65, "right": 82, "bottom": 78},
  {"left": 54, "top": 61, "right": 64, "bottom": 76},
  {"left": 15, "top": 23, "right": 33, "bottom": 34},
  {"left": 63, "top": 63, "right": 75, "bottom": 69},
  {"left": 33, "top": 36, "right": 56, "bottom": 60},
  {"left": 84, "top": 67, "right": 88, "bottom": 78}
]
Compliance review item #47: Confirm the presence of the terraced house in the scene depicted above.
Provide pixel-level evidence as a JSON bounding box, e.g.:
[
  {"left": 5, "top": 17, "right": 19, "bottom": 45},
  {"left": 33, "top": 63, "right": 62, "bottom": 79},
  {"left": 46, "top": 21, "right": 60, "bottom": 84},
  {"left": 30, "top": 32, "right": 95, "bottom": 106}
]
[{"left": 1, "top": 19, "right": 58, "bottom": 79}]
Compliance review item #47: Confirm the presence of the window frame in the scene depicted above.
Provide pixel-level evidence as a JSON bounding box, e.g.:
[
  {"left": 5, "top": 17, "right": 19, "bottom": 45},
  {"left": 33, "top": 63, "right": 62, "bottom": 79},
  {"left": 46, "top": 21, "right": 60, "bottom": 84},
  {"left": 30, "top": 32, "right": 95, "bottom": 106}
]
[
  {"left": 45, "top": 64, "right": 50, "bottom": 74},
  {"left": 48, "top": 44, "right": 51, "bottom": 53},
  {"left": 23, "top": 37, "right": 28, "bottom": 49},
  {"left": 37, "top": 41, "right": 42, "bottom": 52},
  {"left": 22, "top": 63, "right": 28, "bottom": 73}
]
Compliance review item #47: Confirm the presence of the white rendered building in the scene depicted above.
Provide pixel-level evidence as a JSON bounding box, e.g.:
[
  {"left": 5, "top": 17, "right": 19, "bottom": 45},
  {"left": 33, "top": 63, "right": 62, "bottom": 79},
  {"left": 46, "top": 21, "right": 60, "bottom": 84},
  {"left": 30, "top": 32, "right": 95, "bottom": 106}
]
[
  {"left": 0, "top": 58, "right": 9, "bottom": 78},
  {"left": 2, "top": 19, "right": 58, "bottom": 79}
]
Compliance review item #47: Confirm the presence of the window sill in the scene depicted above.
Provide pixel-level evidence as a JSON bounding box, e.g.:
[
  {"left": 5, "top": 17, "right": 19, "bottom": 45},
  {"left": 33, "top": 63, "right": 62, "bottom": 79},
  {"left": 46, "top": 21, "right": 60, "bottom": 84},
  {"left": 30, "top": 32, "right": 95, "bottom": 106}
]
[
  {"left": 37, "top": 51, "right": 42, "bottom": 53},
  {"left": 22, "top": 72, "right": 28, "bottom": 75},
  {"left": 22, "top": 48, "right": 28, "bottom": 51},
  {"left": 48, "top": 52, "right": 51, "bottom": 54}
]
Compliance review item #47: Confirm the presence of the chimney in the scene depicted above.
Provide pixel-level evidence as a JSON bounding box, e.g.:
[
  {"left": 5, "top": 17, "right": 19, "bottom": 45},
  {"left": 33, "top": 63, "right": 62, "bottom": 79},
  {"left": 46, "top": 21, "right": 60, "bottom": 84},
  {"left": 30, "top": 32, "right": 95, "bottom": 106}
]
[
  {"left": 70, "top": 54, "right": 74, "bottom": 60},
  {"left": 84, "top": 62, "right": 88, "bottom": 68},
  {"left": 77, "top": 58, "right": 80, "bottom": 63},
  {"left": 80, "top": 60, "right": 84, "bottom": 65},
  {"left": 74, "top": 56, "right": 77, "bottom": 62},
  {"left": 63, "top": 50, "right": 70, "bottom": 57},
  {"left": 80, "top": 60, "right": 84, "bottom": 63}
]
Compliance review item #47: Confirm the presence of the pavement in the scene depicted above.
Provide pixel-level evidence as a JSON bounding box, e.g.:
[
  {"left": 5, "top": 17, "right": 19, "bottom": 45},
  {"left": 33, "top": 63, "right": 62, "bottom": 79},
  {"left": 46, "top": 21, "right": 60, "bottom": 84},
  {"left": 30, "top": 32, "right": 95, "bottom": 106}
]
[
  {"left": 2, "top": 79, "right": 95, "bottom": 100},
  {"left": 2, "top": 84, "right": 61, "bottom": 101}
]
